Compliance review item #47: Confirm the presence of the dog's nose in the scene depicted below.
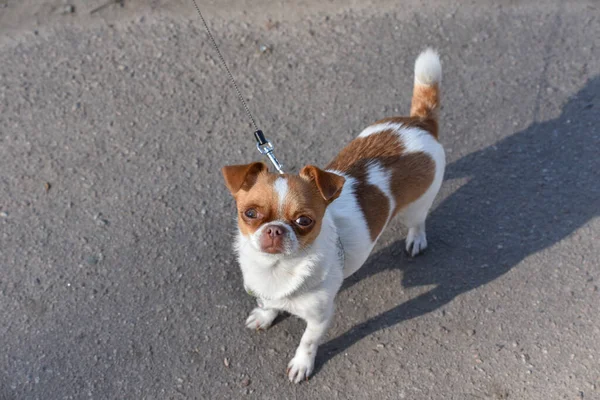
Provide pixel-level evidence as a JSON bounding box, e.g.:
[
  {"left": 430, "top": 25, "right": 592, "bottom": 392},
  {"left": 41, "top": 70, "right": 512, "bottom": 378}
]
[
  {"left": 260, "top": 224, "right": 288, "bottom": 254},
  {"left": 266, "top": 225, "right": 285, "bottom": 237}
]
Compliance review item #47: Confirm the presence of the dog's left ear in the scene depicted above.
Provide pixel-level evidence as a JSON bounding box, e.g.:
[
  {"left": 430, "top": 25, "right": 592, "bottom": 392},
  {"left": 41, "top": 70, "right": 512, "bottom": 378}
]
[
  {"left": 222, "top": 162, "right": 267, "bottom": 195},
  {"left": 300, "top": 165, "right": 345, "bottom": 203}
]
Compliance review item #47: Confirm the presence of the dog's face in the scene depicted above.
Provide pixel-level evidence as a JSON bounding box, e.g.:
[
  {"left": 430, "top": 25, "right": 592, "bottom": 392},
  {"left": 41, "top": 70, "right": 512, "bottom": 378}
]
[{"left": 222, "top": 162, "right": 345, "bottom": 256}]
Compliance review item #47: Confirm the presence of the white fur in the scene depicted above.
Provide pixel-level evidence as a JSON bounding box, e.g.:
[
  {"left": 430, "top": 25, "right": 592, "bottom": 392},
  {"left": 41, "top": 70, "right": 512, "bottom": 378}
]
[
  {"left": 323, "top": 174, "right": 378, "bottom": 278},
  {"left": 237, "top": 210, "right": 343, "bottom": 302},
  {"left": 236, "top": 211, "right": 344, "bottom": 383},
  {"left": 414, "top": 48, "right": 441, "bottom": 86},
  {"left": 405, "top": 221, "right": 427, "bottom": 257},
  {"left": 232, "top": 49, "right": 445, "bottom": 383},
  {"left": 358, "top": 122, "right": 403, "bottom": 138},
  {"left": 397, "top": 127, "right": 445, "bottom": 255},
  {"left": 246, "top": 307, "right": 278, "bottom": 330},
  {"left": 396, "top": 126, "right": 440, "bottom": 154},
  {"left": 274, "top": 177, "right": 288, "bottom": 214}
]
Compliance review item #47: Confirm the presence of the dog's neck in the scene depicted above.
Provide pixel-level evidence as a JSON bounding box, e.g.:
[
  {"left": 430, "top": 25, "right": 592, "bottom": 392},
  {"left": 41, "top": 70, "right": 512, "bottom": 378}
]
[{"left": 235, "top": 210, "right": 342, "bottom": 300}]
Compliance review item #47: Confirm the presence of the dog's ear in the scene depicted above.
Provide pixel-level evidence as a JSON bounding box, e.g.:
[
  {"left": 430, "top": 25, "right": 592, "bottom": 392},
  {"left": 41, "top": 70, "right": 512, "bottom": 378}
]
[
  {"left": 300, "top": 165, "right": 345, "bottom": 203},
  {"left": 222, "top": 162, "right": 267, "bottom": 196}
]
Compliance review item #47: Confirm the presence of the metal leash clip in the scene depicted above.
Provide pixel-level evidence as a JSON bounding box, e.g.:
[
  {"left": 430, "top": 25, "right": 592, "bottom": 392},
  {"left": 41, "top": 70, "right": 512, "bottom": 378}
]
[
  {"left": 192, "top": 2, "right": 285, "bottom": 176},
  {"left": 254, "top": 130, "right": 284, "bottom": 175}
]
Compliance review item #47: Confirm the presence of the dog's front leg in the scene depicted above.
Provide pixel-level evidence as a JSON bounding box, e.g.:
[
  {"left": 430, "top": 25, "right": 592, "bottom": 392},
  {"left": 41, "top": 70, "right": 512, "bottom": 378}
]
[
  {"left": 245, "top": 302, "right": 278, "bottom": 331},
  {"left": 287, "top": 300, "right": 333, "bottom": 383}
]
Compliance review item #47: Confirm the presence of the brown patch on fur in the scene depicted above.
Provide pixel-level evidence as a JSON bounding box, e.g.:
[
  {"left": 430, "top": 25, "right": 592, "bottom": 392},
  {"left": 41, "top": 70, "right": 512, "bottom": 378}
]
[
  {"left": 300, "top": 165, "right": 345, "bottom": 203},
  {"left": 387, "top": 153, "right": 435, "bottom": 215},
  {"left": 345, "top": 161, "right": 390, "bottom": 241},
  {"left": 410, "top": 82, "right": 440, "bottom": 137},
  {"left": 327, "top": 130, "right": 406, "bottom": 171},
  {"left": 232, "top": 171, "right": 279, "bottom": 237},
  {"left": 222, "top": 162, "right": 268, "bottom": 195},
  {"left": 283, "top": 174, "right": 328, "bottom": 249},
  {"left": 326, "top": 128, "right": 436, "bottom": 240}
]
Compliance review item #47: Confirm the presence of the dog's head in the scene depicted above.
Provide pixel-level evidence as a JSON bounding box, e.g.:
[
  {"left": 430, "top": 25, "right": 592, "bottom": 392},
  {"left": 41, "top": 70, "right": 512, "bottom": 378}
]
[{"left": 222, "top": 162, "right": 345, "bottom": 256}]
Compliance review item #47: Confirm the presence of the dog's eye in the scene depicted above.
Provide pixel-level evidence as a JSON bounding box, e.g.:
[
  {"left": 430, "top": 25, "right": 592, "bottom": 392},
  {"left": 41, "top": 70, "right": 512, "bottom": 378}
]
[
  {"left": 294, "top": 216, "right": 313, "bottom": 227},
  {"left": 244, "top": 209, "right": 258, "bottom": 219}
]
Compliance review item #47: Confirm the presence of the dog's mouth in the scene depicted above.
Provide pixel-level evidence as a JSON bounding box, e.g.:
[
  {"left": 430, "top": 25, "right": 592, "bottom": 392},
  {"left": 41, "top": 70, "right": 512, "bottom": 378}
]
[
  {"left": 260, "top": 245, "right": 285, "bottom": 254},
  {"left": 259, "top": 237, "right": 286, "bottom": 254}
]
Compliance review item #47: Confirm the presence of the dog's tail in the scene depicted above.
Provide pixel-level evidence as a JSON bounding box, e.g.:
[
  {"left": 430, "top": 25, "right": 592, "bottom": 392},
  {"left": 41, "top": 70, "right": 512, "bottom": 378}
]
[{"left": 410, "top": 49, "right": 441, "bottom": 125}]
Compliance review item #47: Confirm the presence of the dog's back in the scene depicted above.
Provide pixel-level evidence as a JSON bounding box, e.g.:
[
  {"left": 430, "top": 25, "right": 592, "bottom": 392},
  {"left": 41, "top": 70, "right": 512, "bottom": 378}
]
[{"left": 326, "top": 49, "right": 445, "bottom": 276}]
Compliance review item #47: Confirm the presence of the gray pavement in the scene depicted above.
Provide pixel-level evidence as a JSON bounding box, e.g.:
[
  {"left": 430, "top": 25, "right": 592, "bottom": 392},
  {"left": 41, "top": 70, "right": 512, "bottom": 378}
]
[{"left": 1, "top": 1, "right": 599, "bottom": 399}]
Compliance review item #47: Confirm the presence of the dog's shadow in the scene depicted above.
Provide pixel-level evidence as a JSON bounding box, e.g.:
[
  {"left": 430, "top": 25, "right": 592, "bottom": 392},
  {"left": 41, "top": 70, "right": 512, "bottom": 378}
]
[{"left": 314, "top": 76, "right": 600, "bottom": 372}]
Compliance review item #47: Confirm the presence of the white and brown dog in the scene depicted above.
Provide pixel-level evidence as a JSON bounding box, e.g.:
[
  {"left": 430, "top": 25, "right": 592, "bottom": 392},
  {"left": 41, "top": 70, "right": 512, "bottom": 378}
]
[{"left": 222, "top": 49, "right": 444, "bottom": 383}]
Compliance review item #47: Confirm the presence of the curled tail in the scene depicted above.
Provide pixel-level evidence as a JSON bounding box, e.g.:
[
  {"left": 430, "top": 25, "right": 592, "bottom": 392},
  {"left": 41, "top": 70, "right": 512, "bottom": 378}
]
[{"left": 410, "top": 49, "right": 442, "bottom": 126}]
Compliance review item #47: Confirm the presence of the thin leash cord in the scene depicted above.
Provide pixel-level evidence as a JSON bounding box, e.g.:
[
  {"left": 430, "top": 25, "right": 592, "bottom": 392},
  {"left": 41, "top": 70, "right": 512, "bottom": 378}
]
[{"left": 191, "top": 0, "right": 259, "bottom": 132}]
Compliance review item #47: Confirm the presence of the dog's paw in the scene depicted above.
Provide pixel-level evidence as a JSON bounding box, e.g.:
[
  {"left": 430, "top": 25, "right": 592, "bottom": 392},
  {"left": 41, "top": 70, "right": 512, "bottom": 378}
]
[
  {"left": 406, "top": 226, "right": 427, "bottom": 257},
  {"left": 245, "top": 307, "right": 278, "bottom": 331},
  {"left": 287, "top": 351, "right": 315, "bottom": 383}
]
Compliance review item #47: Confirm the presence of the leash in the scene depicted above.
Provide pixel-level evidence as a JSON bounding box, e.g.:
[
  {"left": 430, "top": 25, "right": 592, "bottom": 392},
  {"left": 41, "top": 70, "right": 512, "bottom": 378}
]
[{"left": 190, "top": 0, "right": 284, "bottom": 174}]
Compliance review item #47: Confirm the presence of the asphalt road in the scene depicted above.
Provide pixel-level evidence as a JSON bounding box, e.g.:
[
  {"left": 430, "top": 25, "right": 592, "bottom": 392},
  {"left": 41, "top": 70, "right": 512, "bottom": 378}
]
[{"left": 1, "top": 1, "right": 599, "bottom": 399}]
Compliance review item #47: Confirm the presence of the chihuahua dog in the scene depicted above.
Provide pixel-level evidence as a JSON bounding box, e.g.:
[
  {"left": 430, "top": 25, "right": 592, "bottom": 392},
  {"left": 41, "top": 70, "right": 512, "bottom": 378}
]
[{"left": 222, "top": 49, "right": 444, "bottom": 383}]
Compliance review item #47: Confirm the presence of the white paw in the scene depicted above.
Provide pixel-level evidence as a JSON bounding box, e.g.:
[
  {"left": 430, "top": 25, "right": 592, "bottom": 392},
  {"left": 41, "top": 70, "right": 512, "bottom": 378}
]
[
  {"left": 406, "top": 226, "right": 427, "bottom": 257},
  {"left": 245, "top": 307, "right": 277, "bottom": 331},
  {"left": 287, "top": 350, "right": 315, "bottom": 383}
]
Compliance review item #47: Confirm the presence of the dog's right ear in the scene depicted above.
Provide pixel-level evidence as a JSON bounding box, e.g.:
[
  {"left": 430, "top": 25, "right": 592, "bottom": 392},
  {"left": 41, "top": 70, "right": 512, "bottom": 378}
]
[
  {"left": 300, "top": 165, "right": 345, "bottom": 203},
  {"left": 221, "top": 162, "right": 267, "bottom": 196}
]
